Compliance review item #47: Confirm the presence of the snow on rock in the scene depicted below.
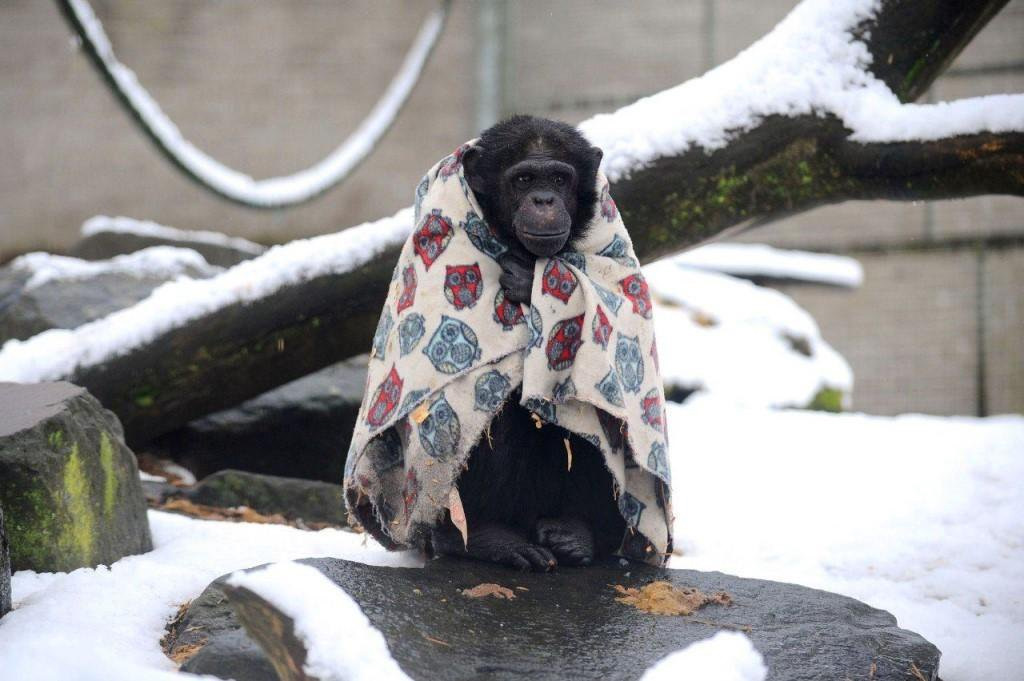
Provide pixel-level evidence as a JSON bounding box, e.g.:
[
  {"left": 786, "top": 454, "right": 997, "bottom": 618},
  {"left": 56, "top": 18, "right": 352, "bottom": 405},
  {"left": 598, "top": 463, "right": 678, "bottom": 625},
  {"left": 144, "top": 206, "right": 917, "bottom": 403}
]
[
  {"left": 666, "top": 397, "right": 1024, "bottom": 681},
  {"left": 0, "top": 208, "right": 412, "bottom": 383},
  {"left": 1, "top": 511, "right": 419, "bottom": 681},
  {"left": 672, "top": 243, "right": 863, "bottom": 288},
  {"left": 82, "top": 216, "right": 266, "bottom": 256},
  {"left": 227, "top": 562, "right": 411, "bottom": 681},
  {"left": 645, "top": 261, "right": 851, "bottom": 407},
  {"left": 580, "top": 0, "right": 1024, "bottom": 181},
  {"left": 7, "top": 247, "right": 221, "bottom": 291},
  {"left": 640, "top": 632, "right": 767, "bottom": 681},
  {"left": 0, "top": 405, "right": 1021, "bottom": 680}
]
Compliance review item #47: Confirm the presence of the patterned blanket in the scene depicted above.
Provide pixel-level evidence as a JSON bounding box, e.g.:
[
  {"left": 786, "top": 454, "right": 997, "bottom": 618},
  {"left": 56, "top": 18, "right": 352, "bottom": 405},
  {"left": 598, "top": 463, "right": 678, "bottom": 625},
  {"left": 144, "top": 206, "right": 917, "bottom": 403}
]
[{"left": 344, "top": 142, "right": 672, "bottom": 565}]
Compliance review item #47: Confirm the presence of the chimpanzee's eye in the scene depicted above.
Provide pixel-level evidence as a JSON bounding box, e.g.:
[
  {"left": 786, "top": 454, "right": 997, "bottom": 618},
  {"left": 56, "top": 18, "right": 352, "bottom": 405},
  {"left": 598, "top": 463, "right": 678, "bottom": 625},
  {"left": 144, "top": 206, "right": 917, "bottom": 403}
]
[
  {"left": 553, "top": 175, "right": 566, "bottom": 186},
  {"left": 516, "top": 174, "right": 532, "bottom": 185}
]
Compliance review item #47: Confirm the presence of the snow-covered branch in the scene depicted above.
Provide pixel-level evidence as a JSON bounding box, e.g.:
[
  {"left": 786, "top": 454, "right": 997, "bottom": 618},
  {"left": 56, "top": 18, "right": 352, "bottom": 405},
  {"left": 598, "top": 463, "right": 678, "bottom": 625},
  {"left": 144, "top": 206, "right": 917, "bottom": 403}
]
[
  {"left": 57, "top": 0, "right": 451, "bottom": 208},
  {"left": 2, "top": 0, "right": 1017, "bottom": 442}
]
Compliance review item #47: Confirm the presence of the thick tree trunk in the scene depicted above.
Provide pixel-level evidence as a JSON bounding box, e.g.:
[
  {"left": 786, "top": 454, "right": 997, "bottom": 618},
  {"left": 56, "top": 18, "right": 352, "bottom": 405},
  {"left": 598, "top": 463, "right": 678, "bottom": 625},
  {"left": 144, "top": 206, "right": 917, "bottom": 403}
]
[{"left": 63, "top": 0, "right": 1020, "bottom": 443}]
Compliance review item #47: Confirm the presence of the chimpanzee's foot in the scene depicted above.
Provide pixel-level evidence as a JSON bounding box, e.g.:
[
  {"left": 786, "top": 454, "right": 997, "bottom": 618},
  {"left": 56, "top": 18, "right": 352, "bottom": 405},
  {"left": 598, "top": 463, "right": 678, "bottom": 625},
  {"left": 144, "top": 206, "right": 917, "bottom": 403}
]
[
  {"left": 536, "top": 517, "right": 595, "bottom": 566},
  {"left": 432, "top": 522, "right": 557, "bottom": 572}
]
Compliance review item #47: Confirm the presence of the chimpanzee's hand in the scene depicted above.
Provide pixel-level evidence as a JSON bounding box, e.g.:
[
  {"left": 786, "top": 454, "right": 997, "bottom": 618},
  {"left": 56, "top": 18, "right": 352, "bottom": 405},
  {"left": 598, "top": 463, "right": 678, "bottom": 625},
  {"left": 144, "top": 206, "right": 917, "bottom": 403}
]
[
  {"left": 499, "top": 250, "right": 534, "bottom": 305},
  {"left": 536, "top": 517, "right": 595, "bottom": 566}
]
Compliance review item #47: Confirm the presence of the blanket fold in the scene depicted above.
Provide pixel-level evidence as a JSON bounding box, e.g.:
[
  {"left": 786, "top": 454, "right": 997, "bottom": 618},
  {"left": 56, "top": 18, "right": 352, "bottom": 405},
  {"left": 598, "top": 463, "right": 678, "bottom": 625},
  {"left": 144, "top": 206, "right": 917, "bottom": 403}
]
[{"left": 344, "top": 142, "right": 672, "bottom": 565}]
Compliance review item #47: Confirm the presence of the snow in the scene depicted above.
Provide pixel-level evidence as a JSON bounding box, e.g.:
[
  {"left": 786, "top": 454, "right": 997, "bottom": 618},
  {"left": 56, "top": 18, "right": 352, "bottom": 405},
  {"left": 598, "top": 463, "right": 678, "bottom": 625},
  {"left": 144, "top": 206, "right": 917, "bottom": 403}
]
[
  {"left": 66, "top": 0, "right": 447, "bottom": 207},
  {"left": 0, "top": 511, "right": 420, "bottom": 681},
  {"left": 7, "top": 247, "right": 221, "bottom": 291},
  {"left": 82, "top": 216, "right": 266, "bottom": 256},
  {"left": 227, "top": 562, "right": 411, "bottom": 681},
  {"left": 666, "top": 397, "right": 1024, "bottom": 681},
  {"left": 1, "top": 404, "right": 1020, "bottom": 680},
  {"left": 640, "top": 632, "right": 767, "bottom": 681},
  {"left": 137, "top": 471, "right": 166, "bottom": 483},
  {"left": 0, "top": 208, "right": 412, "bottom": 383},
  {"left": 673, "top": 243, "right": 863, "bottom": 288},
  {"left": 646, "top": 262, "right": 852, "bottom": 407},
  {"left": 579, "top": 0, "right": 1024, "bottom": 181}
]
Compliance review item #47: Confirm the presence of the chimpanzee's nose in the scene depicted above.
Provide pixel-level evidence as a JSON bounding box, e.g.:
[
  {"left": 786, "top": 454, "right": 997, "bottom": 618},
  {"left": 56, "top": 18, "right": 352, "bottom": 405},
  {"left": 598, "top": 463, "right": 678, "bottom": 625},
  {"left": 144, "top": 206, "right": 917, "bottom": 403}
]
[{"left": 532, "top": 192, "right": 555, "bottom": 207}]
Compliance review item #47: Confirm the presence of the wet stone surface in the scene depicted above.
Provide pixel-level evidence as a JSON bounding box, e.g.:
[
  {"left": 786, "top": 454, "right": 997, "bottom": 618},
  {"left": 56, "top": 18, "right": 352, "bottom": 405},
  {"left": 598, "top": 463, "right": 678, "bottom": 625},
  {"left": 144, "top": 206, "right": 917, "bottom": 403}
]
[{"left": 169, "top": 556, "right": 941, "bottom": 681}]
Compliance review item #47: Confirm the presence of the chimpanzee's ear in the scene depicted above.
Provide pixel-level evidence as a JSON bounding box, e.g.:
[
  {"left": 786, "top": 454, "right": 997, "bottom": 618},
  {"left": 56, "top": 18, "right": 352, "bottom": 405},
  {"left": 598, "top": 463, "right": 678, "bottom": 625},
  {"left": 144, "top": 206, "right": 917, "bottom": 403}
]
[
  {"left": 591, "top": 146, "right": 604, "bottom": 167},
  {"left": 462, "top": 146, "right": 487, "bottom": 195}
]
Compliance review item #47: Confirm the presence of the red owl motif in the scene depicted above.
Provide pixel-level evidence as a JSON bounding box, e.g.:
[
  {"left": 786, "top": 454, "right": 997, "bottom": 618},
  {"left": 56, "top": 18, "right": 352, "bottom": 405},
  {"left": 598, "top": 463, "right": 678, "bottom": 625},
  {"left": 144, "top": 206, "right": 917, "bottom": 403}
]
[
  {"left": 641, "top": 389, "right": 665, "bottom": 432},
  {"left": 546, "top": 314, "right": 585, "bottom": 371},
  {"left": 366, "top": 366, "right": 403, "bottom": 428},
  {"left": 439, "top": 143, "right": 471, "bottom": 180},
  {"left": 396, "top": 265, "right": 417, "bottom": 313},
  {"left": 620, "top": 274, "right": 653, "bottom": 319},
  {"left": 541, "top": 259, "right": 578, "bottom": 303},
  {"left": 444, "top": 263, "right": 483, "bottom": 309},
  {"left": 414, "top": 210, "right": 454, "bottom": 269},
  {"left": 493, "top": 289, "right": 525, "bottom": 329},
  {"left": 600, "top": 183, "right": 618, "bottom": 222},
  {"left": 592, "top": 305, "right": 612, "bottom": 348}
]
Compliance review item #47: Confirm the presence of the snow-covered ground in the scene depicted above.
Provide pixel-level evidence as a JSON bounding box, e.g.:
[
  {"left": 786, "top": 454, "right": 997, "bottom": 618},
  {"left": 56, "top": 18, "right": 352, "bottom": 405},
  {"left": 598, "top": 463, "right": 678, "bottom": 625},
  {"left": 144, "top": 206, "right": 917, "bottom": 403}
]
[{"left": 2, "top": 400, "right": 1020, "bottom": 681}]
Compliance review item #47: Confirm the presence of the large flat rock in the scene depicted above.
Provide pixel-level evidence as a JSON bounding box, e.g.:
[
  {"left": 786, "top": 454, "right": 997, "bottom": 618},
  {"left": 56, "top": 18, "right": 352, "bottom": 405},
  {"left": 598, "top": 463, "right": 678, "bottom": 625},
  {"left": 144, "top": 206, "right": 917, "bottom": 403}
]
[
  {"left": 169, "top": 557, "right": 940, "bottom": 681},
  {"left": 0, "top": 382, "right": 153, "bottom": 572}
]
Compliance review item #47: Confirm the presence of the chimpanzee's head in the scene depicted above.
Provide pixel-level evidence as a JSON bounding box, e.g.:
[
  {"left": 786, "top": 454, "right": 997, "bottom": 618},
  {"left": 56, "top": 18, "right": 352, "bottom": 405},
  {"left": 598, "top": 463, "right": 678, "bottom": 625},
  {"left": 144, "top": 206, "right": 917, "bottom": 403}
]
[{"left": 462, "top": 115, "right": 604, "bottom": 257}]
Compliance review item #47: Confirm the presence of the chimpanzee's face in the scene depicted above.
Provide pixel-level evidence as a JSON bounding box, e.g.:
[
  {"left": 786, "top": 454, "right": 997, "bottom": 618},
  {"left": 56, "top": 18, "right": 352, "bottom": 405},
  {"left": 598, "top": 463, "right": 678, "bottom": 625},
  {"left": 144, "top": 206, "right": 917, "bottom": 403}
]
[{"left": 499, "top": 150, "right": 579, "bottom": 257}]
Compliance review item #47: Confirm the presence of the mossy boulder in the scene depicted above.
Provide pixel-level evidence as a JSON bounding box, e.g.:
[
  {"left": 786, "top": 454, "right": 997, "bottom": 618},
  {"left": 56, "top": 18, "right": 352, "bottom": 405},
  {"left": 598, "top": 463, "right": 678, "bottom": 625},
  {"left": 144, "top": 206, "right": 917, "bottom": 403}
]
[
  {"left": 187, "top": 470, "right": 346, "bottom": 526},
  {"left": 0, "top": 506, "right": 11, "bottom": 617},
  {"left": 0, "top": 382, "right": 153, "bottom": 572}
]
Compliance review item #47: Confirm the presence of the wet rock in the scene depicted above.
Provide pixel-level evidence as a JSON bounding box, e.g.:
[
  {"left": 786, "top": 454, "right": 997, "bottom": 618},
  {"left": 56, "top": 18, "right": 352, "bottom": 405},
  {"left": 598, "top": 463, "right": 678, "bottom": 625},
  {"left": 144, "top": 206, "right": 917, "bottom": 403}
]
[
  {"left": 0, "top": 382, "right": 153, "bottom": 572},
  {"left": 1, "top": 507, "right": 10, "bottom": 618},
  {"left": 150, "top": 357, "right": 367, "bottom": 483},
  {"left": 0, "top": 250, "right": 220, "bottom": 343},
  {"left": 186, "top": 470, "right": 346, "bottom": 526},
  {"left": 168, "top": 557, "right": 941, "bottom": 681},
  {"left": 72, "top": 222, "right": 265, "bottom": 268}
]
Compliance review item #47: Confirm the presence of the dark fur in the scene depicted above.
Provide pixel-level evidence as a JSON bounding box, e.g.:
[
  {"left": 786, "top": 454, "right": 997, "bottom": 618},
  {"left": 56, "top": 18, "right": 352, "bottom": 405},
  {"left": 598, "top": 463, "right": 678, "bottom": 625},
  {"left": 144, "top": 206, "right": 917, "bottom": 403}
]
[{"left": 430, "top": 116, "right": 624, "bottom": 571}]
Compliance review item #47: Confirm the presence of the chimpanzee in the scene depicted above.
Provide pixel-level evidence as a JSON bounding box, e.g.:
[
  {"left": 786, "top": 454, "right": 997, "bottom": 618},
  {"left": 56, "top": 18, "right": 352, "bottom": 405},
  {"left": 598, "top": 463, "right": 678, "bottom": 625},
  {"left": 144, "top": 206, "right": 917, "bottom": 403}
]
[{"left": 429, "top": 116, "right": 627, "bottom": 571}]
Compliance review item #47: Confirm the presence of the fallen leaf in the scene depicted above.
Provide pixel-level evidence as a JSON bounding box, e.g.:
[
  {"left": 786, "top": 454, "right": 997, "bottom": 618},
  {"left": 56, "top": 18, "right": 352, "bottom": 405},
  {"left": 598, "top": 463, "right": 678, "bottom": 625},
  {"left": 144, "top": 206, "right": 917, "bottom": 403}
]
[
  {"left": 448, "top": 488, "right": 469, "bottom": 549},
  {"left": 462, "top": 583, "right": 516, "bottom": 600},
  {"left": 614, "top": 581, "right": 731, "bottom": 616}
]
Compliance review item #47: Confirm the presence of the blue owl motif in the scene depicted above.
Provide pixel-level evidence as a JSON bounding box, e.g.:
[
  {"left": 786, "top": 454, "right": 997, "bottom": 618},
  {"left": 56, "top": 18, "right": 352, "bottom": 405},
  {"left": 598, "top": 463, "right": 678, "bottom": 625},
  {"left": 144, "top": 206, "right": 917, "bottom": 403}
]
[
  {"left": 593, "top": 282, "right": 623, "bottom": 316},
  {"left": 524, "top": 397, "right": 558, "bottom": 425},
  {"left": 418, "top": 393, "right": 461, "bottom": 461},
  {"left": 647, "top": 441, "right": 670, "bottom": 483},
  {"left": 579, "top": 433, "right": 602, "bottom": 448},
  {"left": 615, "top": 333, "right": 645, "bottom": 394},
  {"left": 527, "top": 306, "right": 544, "bottom": 349},
  {"left": 617, "top": 491, "right": 646, "bottom": 528},
  {"left": 596, "top": 369, "right": 624, "bottom": 407},
  {"left": 559, "top": 250, "right": 586, "bottom": 273},
  {"left": 397, "top": 388, "right": 430, "bottom": 419},
  {"left": 552, "top": 377, "right": 577, "bottom": 403},
  {"left": 598, "top": 234, "right": 638, "bottom": 266},
  {"left": 399, "top": 313, "right": 426, "bottom": 356},
  {"left": 413, "top": 174, "right": 430, "bottom": 222},
  {"left": 423, "top": 315, "right": 482, "bottom": 374},
  {"left": 371, "top": 308, "right": 393, "bottom": 361},
  {"left": 474, "top": 370, "right": 512, "bottom": 412},
  {"left": 461, "top": 212, "right": 508, "bottom": 260}
]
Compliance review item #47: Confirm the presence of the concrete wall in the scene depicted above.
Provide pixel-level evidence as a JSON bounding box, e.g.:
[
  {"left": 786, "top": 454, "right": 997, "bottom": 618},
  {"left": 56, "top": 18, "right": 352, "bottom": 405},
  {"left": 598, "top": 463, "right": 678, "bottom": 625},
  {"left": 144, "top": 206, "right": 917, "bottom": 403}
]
[{"left": 1, "top": 0, "right": 1021, "bottom": 416}]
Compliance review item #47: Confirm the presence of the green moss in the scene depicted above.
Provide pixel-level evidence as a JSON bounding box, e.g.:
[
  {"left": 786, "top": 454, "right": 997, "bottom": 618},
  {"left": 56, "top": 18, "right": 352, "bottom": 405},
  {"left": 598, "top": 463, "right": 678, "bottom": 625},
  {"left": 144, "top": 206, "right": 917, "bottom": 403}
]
[
  {"left": 807, "top": 387, "right": 843, "bottom": 413},
  {"left": 5, "top": 485, "right": 58, "bottom": 570},
  {"left": 131, "top": 387, "right": 156, "bottom": 408},
  {"left": 99, "top": 432, "right": 118, "bottom": 518},
  {"left": 60, "top": 443, "right": 96, "bottom": 565},
  {"left": 47, "top": 429, "right": 64, "bottom": 448}
]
